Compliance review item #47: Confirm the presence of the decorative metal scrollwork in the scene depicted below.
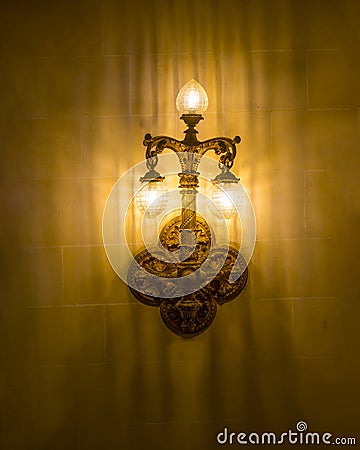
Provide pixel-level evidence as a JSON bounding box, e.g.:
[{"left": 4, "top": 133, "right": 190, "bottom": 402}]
[
  {"left": 128, "top": 216, "right": 248, "bottom": 337},
  {"left": 143, "top": 132, "right": 240, "bottom": 171}
]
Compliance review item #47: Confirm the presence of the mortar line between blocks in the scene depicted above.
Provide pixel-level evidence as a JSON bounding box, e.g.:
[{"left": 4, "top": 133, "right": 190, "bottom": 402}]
[
  {"left": 270, "top": 111, "right": 273, "bottom": 170},
  {"left": 129, "top": 54, "right": 133, "bottom": 116},
  {"left": 61, "top": 246, "right": 64, "bottom": 305},
  {"left": 187, "top": 422, "right": 191, "bottom": 450},
  {"left": 303, "top": 171, "right": 307, "bottom": 237},
  {"left": 306, "top": 50, "right": 309, "bottom": 110},
  {"left": 103, "top": 306, "right": 106, "bottom": 362},
  {"left": 101, "top": 1, "right": 105, "bottom": 56},
  {"left": 80, "top": 116, "right": 85, "bottom": 177}
]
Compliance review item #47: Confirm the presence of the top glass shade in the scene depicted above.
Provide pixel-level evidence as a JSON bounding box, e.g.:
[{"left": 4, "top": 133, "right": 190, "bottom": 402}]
[{"left": 176, "top": 79, "right": 209, "bottom": 114}]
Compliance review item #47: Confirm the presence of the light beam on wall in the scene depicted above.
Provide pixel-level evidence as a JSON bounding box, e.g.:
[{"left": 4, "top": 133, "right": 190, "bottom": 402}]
[{"left": 103, "top": 80, "right": 256, "bottom": 337}]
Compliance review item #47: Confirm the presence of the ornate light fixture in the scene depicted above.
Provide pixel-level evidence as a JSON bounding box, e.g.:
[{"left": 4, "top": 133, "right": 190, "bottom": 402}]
[{"left": 123, "top": 79, "right": 254, "bottom": 337}]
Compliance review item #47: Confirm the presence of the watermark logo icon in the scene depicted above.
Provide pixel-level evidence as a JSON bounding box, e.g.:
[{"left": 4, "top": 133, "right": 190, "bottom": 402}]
[
  {"left": 296, "top": 421, "right": 308, "bottom": 432},
  {"left": 216, "top": 421, "right": 357, "bottom": 446}
]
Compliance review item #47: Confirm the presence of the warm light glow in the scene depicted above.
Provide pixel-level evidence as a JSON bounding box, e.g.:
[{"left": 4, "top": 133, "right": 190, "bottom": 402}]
[
  {"left": 135, "top": 181, "right": 167, "bottom": 218},
  {"left": 176, "top": 79, "right": 209, "bottom": 114},
  {"left": 210, "top": 184, "right": 241, "bottom": 219}
]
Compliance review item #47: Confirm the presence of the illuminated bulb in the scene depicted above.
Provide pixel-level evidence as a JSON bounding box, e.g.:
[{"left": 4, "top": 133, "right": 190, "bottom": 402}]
[
  {"left": 136, "top": 181, "right": 167, "bottom": 218},
  {"left": 176, "top": 79, "right": 209, "bottom": 114},
  {"left": 209, "top": 183, "right": 241, "bottom": 219}
]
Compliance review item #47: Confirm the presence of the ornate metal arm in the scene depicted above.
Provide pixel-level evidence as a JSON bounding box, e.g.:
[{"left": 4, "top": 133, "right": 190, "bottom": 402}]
[
  {"left": 197, "top": 135, "right": 240, "bottom": 169},
  {"left": 143, "top": 134, "right": 185, "bottom": 159},
  {"left": 143, "top": 128, "right": 240, "bottom": 171}
]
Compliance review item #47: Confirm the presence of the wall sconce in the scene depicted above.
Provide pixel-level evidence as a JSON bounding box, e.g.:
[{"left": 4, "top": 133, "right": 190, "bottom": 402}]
[{"left": 103, "top": 79, "right": 256, "bottom": 337}]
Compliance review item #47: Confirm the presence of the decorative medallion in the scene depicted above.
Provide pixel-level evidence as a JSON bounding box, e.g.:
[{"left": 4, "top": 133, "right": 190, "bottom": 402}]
[
  {"left": 160, "top": 291, "right": 217, "bottom": 337},
  {"left": 127, "top": 215, "right": 248, "bottom": 337}
]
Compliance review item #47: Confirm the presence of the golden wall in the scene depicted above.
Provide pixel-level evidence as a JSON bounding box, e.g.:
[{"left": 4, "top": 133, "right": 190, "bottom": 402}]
[{"left": 1, "top": 0, "right": 359, "bottom": 448}]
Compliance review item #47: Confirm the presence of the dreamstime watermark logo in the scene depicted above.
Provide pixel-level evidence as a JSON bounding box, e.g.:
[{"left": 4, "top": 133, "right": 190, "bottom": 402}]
[
  {"left": 102, "top": 153, "right": 256, "bottom": 296},
  {"left": 216, "top": 421, "right": 357, "bottom": 446}
]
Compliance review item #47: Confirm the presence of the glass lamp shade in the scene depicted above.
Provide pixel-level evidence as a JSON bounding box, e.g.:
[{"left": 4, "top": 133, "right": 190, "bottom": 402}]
[
  {"left": 135, "top": 181, "right": 167, "bottom": 218},
  {"left": 209, "top": 183, "right": 241, "bottom": 219},
  {"left": 176, "top": 79, "right": 209, "bottom": 114}
]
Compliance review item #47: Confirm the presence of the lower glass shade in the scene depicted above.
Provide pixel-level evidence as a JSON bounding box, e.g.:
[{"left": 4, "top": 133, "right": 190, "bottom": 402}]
[
  {"left": 135, "top": 181, "right": 167, "bottom": 218},
  {"left": 209, "top": 183, "right": 241, "bottom": 219}
]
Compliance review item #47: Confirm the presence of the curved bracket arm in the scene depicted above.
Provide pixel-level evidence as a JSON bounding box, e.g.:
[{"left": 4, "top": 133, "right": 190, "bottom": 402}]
[
  {"left": 143, "top": 132, "right": 241, "bottom": 171},
  {"left": 144, "top": 134, "right": 185, "bottom": 158},
  {"left": 197, "top": 136, "right": 241, "bottom": 169}
]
